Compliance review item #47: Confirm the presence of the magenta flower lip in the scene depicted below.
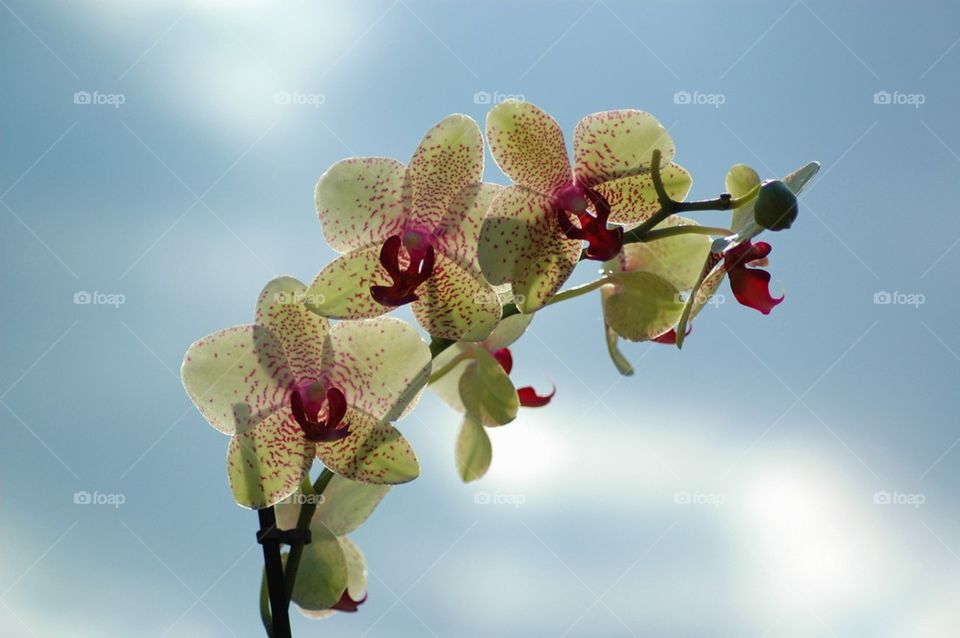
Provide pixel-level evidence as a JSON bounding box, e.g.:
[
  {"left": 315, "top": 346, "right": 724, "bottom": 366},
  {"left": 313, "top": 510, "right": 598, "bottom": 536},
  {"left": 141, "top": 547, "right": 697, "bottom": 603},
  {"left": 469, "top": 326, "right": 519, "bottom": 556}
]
[
  {"left": 331, "top": 590, "right": 367, "bottom": 613},
  {"left": 556, "top": 186, "right": 624, "bottom": 262},
  {"left": 723, "top": 240, "right": 783, "bottom": 315},
  {"left": 370, "top": 234, "right": 436, "bottom": 307},
  {"left": 289, "top": 385, "right": 350, "bottom": 442}
]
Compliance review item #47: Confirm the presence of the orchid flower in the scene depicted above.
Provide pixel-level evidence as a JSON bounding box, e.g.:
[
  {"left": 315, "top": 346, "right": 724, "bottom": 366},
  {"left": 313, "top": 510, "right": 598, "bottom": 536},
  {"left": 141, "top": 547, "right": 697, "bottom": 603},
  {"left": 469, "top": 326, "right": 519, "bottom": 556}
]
[
  {"left": 274, "top": 475, "right": 388, "bottom": 616},
  {"left": 430, "top": 312, "right": 552, "bottom": 481},
  {"left": 305, "top": 114, "right": 503, "bottom": 341},
  {"left": 674, "top": 161, "right": 820, "bottom": 347},
  {"left": 180, "top": 276, "right": 431, "bottom": 509},
  {"left": 601, "top": 215, "right": 712, "bottom": 374},
  {"left": 477, "top": 100, "right": 692, "bottom": 313}
]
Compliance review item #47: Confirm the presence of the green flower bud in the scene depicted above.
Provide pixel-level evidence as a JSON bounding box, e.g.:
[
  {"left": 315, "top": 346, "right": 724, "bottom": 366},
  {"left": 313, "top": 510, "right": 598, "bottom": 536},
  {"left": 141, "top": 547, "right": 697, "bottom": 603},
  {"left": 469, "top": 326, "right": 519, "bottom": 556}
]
[{"left": 753, "top": 179, "right": 798, "bottom": 231}]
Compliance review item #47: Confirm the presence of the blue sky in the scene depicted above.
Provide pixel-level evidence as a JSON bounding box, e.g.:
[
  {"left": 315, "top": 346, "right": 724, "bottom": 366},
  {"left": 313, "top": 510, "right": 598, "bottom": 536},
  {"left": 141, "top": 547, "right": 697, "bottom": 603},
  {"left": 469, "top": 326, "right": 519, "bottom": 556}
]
[{"left": 2, "top": 1, "right": 959, "bottom": 636}]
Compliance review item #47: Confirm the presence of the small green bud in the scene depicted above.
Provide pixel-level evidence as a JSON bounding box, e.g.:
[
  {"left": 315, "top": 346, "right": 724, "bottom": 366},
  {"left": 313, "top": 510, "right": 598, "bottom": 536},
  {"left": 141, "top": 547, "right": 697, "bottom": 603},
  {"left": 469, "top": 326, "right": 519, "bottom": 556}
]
[{"left": 754, "top": 179, "right": 798, "bottom": 231}]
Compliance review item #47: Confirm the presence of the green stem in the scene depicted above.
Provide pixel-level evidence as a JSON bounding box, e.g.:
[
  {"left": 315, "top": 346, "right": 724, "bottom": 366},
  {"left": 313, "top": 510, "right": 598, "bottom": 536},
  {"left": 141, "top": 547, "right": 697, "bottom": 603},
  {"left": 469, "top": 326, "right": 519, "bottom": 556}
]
[
  {"left": 283, "top": 469, "right": 335, "bottom": 602},
  {"left": 501, "top": 276, "right": 614, "bottom": 321},
  {"left": 429, "top": 351, "right": 472, "bottom": 384},
  {"left": 260, "top": 571, "right": 274, "bottom": 638},
  {"left": 640, "top": 225, "right": 733, "bottom": 241},
  {"left": 615, "top": 150, "right": 759, "bottom": 248}
]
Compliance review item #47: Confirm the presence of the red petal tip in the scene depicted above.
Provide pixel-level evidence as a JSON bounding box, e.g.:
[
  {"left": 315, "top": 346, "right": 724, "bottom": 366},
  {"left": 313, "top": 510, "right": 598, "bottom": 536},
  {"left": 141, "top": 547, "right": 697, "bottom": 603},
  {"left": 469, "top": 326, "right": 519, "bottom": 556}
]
[{"left": 517, "top": 385, "right": 555, "bottom": 408}]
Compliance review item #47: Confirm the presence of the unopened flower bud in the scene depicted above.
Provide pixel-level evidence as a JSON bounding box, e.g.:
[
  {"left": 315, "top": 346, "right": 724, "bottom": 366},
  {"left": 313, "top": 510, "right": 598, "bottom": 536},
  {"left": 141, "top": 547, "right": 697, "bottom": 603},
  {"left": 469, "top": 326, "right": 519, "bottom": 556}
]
[{"left": 754, "top": 179, "right": 798, "bottom": 231}]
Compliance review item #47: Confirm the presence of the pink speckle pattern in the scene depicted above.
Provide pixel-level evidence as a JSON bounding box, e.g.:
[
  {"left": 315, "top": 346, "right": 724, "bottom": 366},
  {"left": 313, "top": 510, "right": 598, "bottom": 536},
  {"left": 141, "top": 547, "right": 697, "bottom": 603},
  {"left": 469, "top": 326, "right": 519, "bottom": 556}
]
[
  {"left": 320, "top": 317, "right": 432, "bottom": 422},
  {"left": 307, "top": 246, "right": 392, "bottom": 320},
  {"left": 593, "top": 163, "right": 692, "bottom": 225},
  {"left": 573, "top": 110, "right": 675, "bottom": 188},
  {"left": 413, "top": 252, "right": 500, "bottom": 342},
  {"left": 182, "top": 278, "right": 432, "bottom": 504},
  {"left": 255, "top": 276, "right": 332, "bottom": 382},
  {"left": 407, "top": 114, "right": 484, "bottom": 230},
  {"left": 315, "top": 408, "right": 419, "bottom": 485},
  {"left": 182, "top": 325, "right": 292, "bottom": 435},
  {"left": 478, "top": 104, "right": 681, "bottom": 313},
  {"left": 227, "top": 408, "right": 314, "bottom": 509},
  {"left": 477, "top": 186, "right": 581, "bottom": 312},
  {"left": 316, "top": 157, "right": 409, "bottom": 253},
  {"left": 486, "top": 100, "right": 570, "bottom": 194},
  {"left": 432, "top": 183, "right": 502, "bottom": 267},
  {"left": 311, "top": 115, "right": 501, "bottom": 341}
]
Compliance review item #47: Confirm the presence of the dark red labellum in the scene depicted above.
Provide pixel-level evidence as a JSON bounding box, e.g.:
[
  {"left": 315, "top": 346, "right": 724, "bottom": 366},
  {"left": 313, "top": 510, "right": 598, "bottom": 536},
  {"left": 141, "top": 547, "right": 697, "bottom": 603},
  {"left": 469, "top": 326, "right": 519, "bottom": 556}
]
[
  {"left": 290, "top": 385, "right": 350, "bottom": 442},
  {"left": 517, "top": 385, "right": 555, "bottom": 407},
  {"left": 723, "top": 241, "right": 783, "bottom": 315},
  {"left": 370, "top": 234, "right": 435, "bottom": 307},
  {"left": 331, "top": 590, "right": 367, "bottom": 612},
  {"left": 652, "top": 324, "right": 692, "bottom": 344},
  {"left": 555, "top": 187, "right": 623, "bottom": 262}
]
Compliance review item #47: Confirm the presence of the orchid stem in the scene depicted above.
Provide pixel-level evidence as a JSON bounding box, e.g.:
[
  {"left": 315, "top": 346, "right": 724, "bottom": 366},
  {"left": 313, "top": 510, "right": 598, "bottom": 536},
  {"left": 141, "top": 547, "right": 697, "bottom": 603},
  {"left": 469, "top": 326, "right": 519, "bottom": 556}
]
[
  {"left": 500, "top": 276, "right": 614, "bottom": 321},
  {"left": 641, "top": 225, "right": 734, "bottom": 241},
  {"left": 429, "top": 351, "right": 472, "bottom": 383},
  {"left": 613, "top": 150, "right": 759, "bottom": 250},
  {"left": 258, "top": 507, "right": 291, "bottom": 638},
  {"left": 260, "top": 571, "right": 274, "bottom": 638}
]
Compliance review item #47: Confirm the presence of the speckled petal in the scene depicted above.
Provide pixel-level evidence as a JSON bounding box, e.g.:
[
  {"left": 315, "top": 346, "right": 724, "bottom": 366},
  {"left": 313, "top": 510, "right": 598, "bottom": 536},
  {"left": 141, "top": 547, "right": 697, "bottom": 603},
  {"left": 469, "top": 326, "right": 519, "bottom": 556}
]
[
  {"left": 412, "top": 252, "right": 501, "bottom": 341},
  {"left": 315, "top": 408, "right": 419, "bottom": 485},
  {"left": 477, "top": 186, "right": 580, "bottom": 313},
  {"left": 486, "top": 100, "right": 571, "bottom": 194},
  {"left": 573, "top": 110, "right": 675, "bottom": 188},
  {"left": 593, "top": 163, "right": 692, "bottom": 225},
  {"left": 305, "top": 246, "right": 392, "bottom": 320},
  {"left": 255, "top": 276, "right": 331, "bottom": 383},
  {"left": 434, "top": 182, "right": 503, "bottom": 266},
  {"left": 182, "top": 325, "right": 291, "bottom": 435},
  {"left": 406, "top": 114, "right": 484, "bottom": 229},
  {"left": 227, "top": 408, "right": 314, "bottom": 509},
  {"left": 321, "top": 317, "right": 431, "bottom": 422},
  {"left": 315, "top": 157, "right": 409, "bottom": 254}
]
